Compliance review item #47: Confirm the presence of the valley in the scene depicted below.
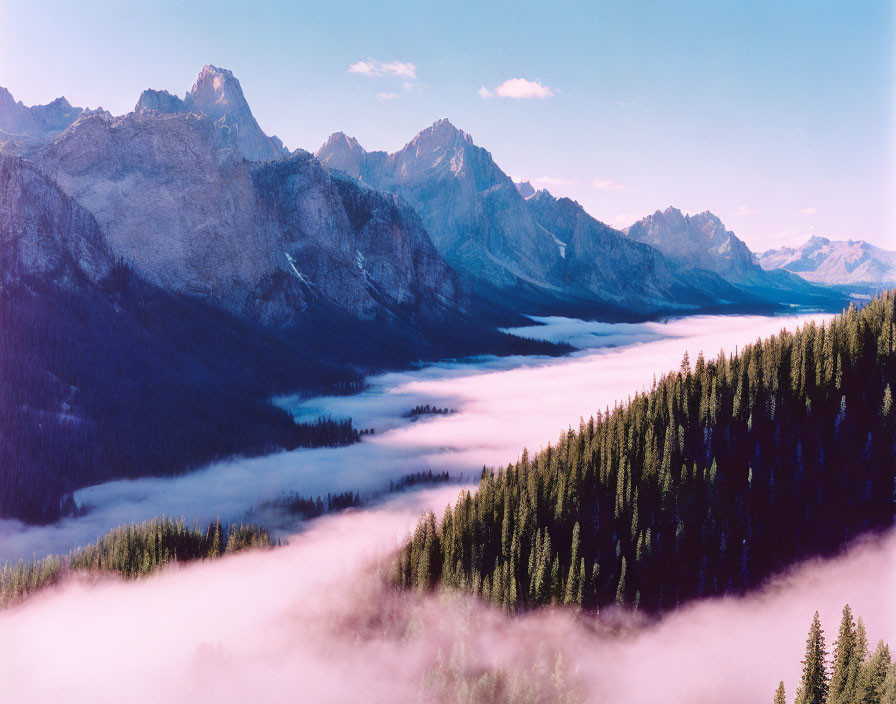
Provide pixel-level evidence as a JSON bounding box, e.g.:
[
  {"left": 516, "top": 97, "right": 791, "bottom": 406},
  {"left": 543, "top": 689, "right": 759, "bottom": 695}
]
[{"left": 0, "top": 7, "right": 893, "bottom": 698}]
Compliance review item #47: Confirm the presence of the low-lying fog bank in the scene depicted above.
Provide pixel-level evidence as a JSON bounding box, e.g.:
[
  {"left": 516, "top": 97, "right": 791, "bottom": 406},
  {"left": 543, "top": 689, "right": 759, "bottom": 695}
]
[
  {"left": 0, "top": 313, "right": 833, "bottom": 563},
  {"left": 1, "top": 485, "right": 891, "bottom": 703}
]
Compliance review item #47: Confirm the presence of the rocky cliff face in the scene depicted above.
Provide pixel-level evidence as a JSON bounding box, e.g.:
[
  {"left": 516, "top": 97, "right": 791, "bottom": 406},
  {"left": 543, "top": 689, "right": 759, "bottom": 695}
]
[
  {"left": 527, "top": 190, "right": 680, "bottom": 304},
  {"left": 0, "top": 154, "right": 111, "bottom": 285},
  {"left": 624, "top": 207, "right": 759, "bottom": 282},
  {"left": 515, "top": 180, "right": 536, "bottom": 199},
  {"left": 758, "top": 236, "right": 896, "bottom": 287},
  {"left": 32, "top": 106, "right": 459, "bottom": 324},
  {"left": 317, "top": 123, "right": 737, "bottom": 311},
  {"left": 134, "top": 65, "right": 287, "bottom": 162}
]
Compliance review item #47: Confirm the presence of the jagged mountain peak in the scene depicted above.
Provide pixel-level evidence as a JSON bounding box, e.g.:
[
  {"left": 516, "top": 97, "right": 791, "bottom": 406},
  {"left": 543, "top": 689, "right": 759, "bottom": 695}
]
[
  {"left": 130, "top": 65, "right": 286, "bottom": 162},
  {"left": 188, "top": 64, "right": 246, "bottom": 111},
  {"left": 806, "top": 234, "right": 831, "bottom": 247},
  {"left": 0, "top": 86, "right": 85, "bottom": 140},
  {"left": 515, "top": 180, "right": 535, "bottom": 199},
  {"left": 135, "top": 88, "right": 187, "bottom": 114},
  {"left": 316, "top": 131, "right": 366, "bottom": 156},
  {"left": 627, "top": 207, "right": 761, "bottom": 283},
  {"left": 758, "top": 235, "right": 896, "bottom": 287},
  {"left": 412, "top": 118, "right": 473, "bottom": 147}
]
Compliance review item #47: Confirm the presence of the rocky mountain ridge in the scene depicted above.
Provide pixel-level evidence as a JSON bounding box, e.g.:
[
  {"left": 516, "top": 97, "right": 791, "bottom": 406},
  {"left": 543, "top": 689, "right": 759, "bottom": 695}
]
[
  {"left": 31, "top": 103, "right": 459, "bottom": 325},
  {"left": 758, "top": 235, "right": 896, "bottom": 287},
  {"left": 315, "top": 120, "right": 755, "bottom": 314}
]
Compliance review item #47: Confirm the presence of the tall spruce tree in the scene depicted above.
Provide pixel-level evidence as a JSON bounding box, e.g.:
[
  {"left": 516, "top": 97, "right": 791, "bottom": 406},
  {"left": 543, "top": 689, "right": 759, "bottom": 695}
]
[
  {"left": 796, "top": 611, "right": 828, "bottom": 704},
  {"left": 829, "top": 604, "right": 859, "bottom": 704}
]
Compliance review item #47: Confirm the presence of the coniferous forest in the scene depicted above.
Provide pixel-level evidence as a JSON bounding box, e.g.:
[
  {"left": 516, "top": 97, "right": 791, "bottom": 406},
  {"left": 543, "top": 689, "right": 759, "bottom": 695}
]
[
  {"left": 396, "top": 293, "right": 896, "bottom": 611},
  {"left": 781, "top": 605, "right": 895, "bottom": 704},
  {"left": 0, "top": 516, "right": 271, "bottom": 609}
]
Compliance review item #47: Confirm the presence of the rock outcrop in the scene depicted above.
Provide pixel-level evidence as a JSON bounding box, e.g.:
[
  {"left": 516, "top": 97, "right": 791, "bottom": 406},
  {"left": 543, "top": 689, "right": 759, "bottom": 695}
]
[
  {"left": 135, "top": 65, "right": 287, "bottom": 162},
  {"left": 0, "top": 154, "right": 111, "bottom": 285}
]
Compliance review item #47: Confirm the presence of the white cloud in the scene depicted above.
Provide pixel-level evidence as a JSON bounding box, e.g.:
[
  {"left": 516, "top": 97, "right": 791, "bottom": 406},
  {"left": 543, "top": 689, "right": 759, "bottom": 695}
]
[
  {"left": 493, "top": 78, "right": 555, "bottom": 99},
  {"left": 613, "top": 213, "right": 639, "bottom": 229},
  {"left": 477, "top": 86, "right": 494, "bottom": 99},
  {"left": 731, "top": 205, "right": 757, "bottom": 216},
  {"left": 798, "top": 207, "right": 819, "bottom": 215},
  {"left": 348, "top": 59, "right": 416, "bottom": 79},
  {"left": 531, "top": 176, "right": 578, "bottom": 186},
  {"left": 592, "top": 178, "right": 625, "bottom": 191},
  {"left": 376, "top": 93, "right": 398, "bottom": 102}
]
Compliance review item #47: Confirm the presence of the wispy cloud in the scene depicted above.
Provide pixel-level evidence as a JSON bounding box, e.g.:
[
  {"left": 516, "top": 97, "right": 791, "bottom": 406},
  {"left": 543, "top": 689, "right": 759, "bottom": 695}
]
[
  {"left": 348, "top": 59, "right": 416, "bottom": 79},
  {"left": 477, "top": 86, "right": 494, "bottom": 99},
  {"left": 613, "top": 213, "right": 639, "bottom": 229},
  {"left": 798, "top": 207, "right": 819, "bottom": 215},
  {"left": 531, "top": 176, "right": 579, "bottom": 187},
  {"left": 484, "top": 78, "right": 555, "bottom": 100},
  {"left": 376, "top": 93, "right": 398, "bottom": 102},
  {"left": 592, "top": 178, "right": 625, "bottom": 191},
  {"left": 730, "top": 205, "right": 757, "bottom": 216}
]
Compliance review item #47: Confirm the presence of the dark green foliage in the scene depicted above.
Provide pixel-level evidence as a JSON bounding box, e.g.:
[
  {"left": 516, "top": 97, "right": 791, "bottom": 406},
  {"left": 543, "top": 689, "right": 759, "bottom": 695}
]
[
  {"left": 882, "top": 663, "right": 896, "bottom": 704},
  {"left": 292, "top": 417, "right": 362, "bottom": 448},
  {"left": 775, "top": 681, "right": 787, "bottom": 704},
  {"left": 273, "top": 490, "right": 362, "bottom": 519},
  {"left": 784, "top": 608, "right": 892, "bottom": 704},
  {"left": 0, "top": 555, "right": 64, "bottom": 609},
  {"left": 396, "top": 293, "right": 896, "bottom": 611},
  {"left": 829, "top": 605, "right": 860, "bottom": 704},
  {"left": 405, "top": 405, "right": 458, "bottom": 418},
  {"left": 0, "top": 517, "right": 270, "bottom": 608},
  {"left": 796, "top": 611, "right": 829, "bottom": 704},
  {"left": 389, "top": 470, "right": 452, "bottom": 492}
]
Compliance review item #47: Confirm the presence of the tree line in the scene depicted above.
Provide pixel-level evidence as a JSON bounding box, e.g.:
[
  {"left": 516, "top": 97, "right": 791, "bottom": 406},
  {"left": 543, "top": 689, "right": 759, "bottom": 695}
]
[
  {"left": 782, "top": 605, "right": 894, "bottom": 704},
  {"left": 396, "top": 292, "right": 896, "bottom": 612},
  {"left": 0, "top": 516, "right": 270, "bottom": 609}
]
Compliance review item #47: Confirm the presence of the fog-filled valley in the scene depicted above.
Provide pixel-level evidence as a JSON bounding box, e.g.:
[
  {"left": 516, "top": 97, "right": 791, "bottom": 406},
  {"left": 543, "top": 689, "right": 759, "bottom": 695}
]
[
  {"left": 6, "top": 309, "right": 895, "bottom": 703},
  {"left": 0, "top": 312, "right": 832, "bottom": 563},
  {"left": 1, "top": 482, "right": 893, "bottom": 704}
]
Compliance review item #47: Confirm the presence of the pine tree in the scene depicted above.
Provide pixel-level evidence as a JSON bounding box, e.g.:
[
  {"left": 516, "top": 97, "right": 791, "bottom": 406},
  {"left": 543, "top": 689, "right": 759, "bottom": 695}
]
[
  {"left": 882, "top": 663, "right": 896, "bottom": 704},
  {"left": 796, "top": 611, "right": 828, "bottom": 704},
  {"left": 773, "top": 681, "right": 787, "bottom": 704},
  {"left": 857, "top": 641, "right": 892, "bottom": 704},
  {"left": 829, "top": 604, "right": 858, "bottom": 704},
  {"left": 615, "top": 557, "right": 627, "bottom": 605}
]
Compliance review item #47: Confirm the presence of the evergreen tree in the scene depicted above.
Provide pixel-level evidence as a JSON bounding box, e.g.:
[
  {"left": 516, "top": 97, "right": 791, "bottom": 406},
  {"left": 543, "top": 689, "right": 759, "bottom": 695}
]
[
  {"left": 796, "top": 611, "right": 828, "bottom": 704},
  {"left": 773, "top": 681, "right": 787, "bottom": 704},
  {"left": 882, "top": 664, "right": 896, "bottom": 704},
  {"left": 829, "top": 604, "right": 858, "bottom": 704},
  {"left": 395, "top": 293, "right": 896, "bottom": 612}
]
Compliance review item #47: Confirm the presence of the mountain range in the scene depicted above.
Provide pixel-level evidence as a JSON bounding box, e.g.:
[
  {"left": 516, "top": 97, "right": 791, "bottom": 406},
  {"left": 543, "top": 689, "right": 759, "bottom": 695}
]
[
  {"left": 315, "top": 122, "right": 835, "bottom": 315},
  {"left": 758, "top": 235, "right": 896, "bottom": 289},
  {"left": 0, "top": 64, "right": 862, "bottom": 523}
]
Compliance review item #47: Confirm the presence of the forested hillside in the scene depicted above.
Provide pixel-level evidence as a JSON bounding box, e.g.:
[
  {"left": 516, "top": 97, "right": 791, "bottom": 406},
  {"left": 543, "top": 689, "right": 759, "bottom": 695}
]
[
  {"left": 397, "top": 293, "right": 896, "bottom": 611},
  {"left": 780, "top": 605, "right": 895, "bottom": 704},
  {"left": 0, "top": 517, "right": 270, "bottom": 609}
]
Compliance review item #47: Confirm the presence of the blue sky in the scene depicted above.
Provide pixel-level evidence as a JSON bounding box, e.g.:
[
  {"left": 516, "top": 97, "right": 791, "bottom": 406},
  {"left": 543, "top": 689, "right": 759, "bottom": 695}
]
[{"left": 1, "top": 0, "right": 892, "bottom": 250}]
